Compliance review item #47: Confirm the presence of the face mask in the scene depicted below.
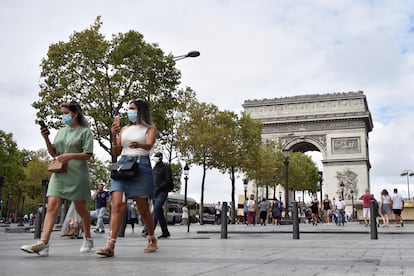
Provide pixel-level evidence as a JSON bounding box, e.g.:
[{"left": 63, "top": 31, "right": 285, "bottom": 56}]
[
  {"left": 127, "top": 110, "right": 138, "bottom": 122},
  {"left": 62, "top": 114, "right": 74, "bottom": 125},
  {"left": 152, "top": 157, "right": 162, "bottom": 163}
]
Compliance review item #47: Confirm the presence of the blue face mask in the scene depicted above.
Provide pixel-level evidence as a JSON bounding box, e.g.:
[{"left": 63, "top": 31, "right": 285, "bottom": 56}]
[
  {"left": 62, "top": 114, "right": 74, "bottom": 125},
  {"left": 127, "top": 110, "right": 138, "bottom": 122}
]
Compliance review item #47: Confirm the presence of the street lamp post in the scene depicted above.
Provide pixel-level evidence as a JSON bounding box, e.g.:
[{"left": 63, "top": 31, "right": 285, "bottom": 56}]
[
  {"left": 173, "top": 51, "right": 200, "bottom": 61},
  {"left": 243, "top": 179, "right": 248, "bottom": 200},
  {"left": 183, "top": 164, "right": 190, "bottom": 233},
  {"left": 318, "top": 171, "right": 323, "bottom": 205},
  {"left": 283, "top": 149, "right": 290, "bottom": 218},
  {"left": 350, "top": 189, "right": 355, "bottom": 221},
  {"left": 401, "top": 170, "right": 414, "bottom": 201},
  {"left": 17, "top": 191, "right": 26, "bottom": 226},
  {"left": 6, "top": 193, "right": 12, "bottom": 224}
]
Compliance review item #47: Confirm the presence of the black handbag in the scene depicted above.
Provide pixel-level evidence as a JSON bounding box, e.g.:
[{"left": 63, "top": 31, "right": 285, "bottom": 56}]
[{"left": 110, "top": 161, "right": 138, "bottom": 180}]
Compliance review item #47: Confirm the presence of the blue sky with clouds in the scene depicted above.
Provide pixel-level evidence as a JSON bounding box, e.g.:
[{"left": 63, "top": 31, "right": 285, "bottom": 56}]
[{"left": 1, "top": 1, "right": 414, "bottom": 203}]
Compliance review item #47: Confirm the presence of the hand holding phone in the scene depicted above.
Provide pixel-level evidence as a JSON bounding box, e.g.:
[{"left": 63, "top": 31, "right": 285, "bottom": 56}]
[
  {"left": 112, "top": 116, "right": 121, "bottom": 135},
  {"left": 37, "top": 120, "right": 50, "bottom": 135}
]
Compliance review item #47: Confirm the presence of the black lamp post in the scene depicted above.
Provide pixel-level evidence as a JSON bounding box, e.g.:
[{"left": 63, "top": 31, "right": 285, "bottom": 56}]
[
  {"left": 41, "top": 179, "right": 49, "bottom": 223},
  {"left": 17, "top": 191, "right": 26, "bottom": 226},
  {"left": 283, "top": 149, "right": 290, "bottom": 218},
  {"left": 6, "top": 193, "right": 12, "bottom": 224},
  {"left": 401, "top": 170, "right": 414, "bottom": 201},
  {"left": 350, "top": 189, "right": 355, "bottom": 220},
  {"left": 183, "top": 164, "right": 190, "bottom": 233},
  {"left": 173, "top": 51, "right": 200, "bottom": 61},
  {"left": 318, "top": 171, "right": 323, "bottom": 205},
  {"left": 243, "top": 179, "right": 248, "bottom": 200}
]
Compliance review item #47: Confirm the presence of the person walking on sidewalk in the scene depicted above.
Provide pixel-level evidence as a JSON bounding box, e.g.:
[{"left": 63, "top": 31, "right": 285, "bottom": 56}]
[
  {"left": 247, "top": 194, "right": 256, "bottom": 225},
  {"left": 21, "top": 102, "right": 94, "bottom": 256},
  {"left": 379, "top": 189, "right": 392, "bottom": 228},
  {"left": 142, "top": 152, "right": 172, "bottom": 239},
  {"left": 96, "top": 99, "right": 157, "bottom": 257},
  {"left": 322, "top": 194, "right": 332, "bottom": 225},
  {"left": 335, "top": 195, "right": 346, "bottom": 226},
  {"left": 392, "top": 188, "right": 404, "bottom": 227},
  {"left": 93, "top": 184, "right": 110, "bottom": 233},
  {"left": 310, "top": 196, "right": 319, "bottom": 226},
  {"left": 359, "top": 189, "right": 375, "bottom": 227}
]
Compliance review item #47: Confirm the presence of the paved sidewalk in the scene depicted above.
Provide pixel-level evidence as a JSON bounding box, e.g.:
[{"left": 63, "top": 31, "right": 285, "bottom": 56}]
[{"left": 1, "top": 222, "right": 414, "bottom": 276}]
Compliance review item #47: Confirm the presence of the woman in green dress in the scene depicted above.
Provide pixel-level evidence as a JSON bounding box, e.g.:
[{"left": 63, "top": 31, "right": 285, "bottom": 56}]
[{"left": 21, "top": 102, "right": 94, "bottom": 256}]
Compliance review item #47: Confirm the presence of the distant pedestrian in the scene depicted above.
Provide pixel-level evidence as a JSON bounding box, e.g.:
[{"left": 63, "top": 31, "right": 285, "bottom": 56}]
[
  {"left": 93, "top": 183, "right": 110, "bottom": 234},
  {"left": 379, "top": 189, "right": 392, "bottom": 228},
  {"left": 243, "top": 198, "right": 248, "bottom": 225},
  {"left": 181, "top": 204, "right": 188, "bottom": 226},
  {"left": 359, "top": 189, "right": 375, "bottom": 227},
  {"left": 272, "top": 199, "right": 281, "bottom": 225},
  {"left": 215, "top": 201, "right": 222, "bottom": 225},
  {"left": 259, "top": 198, "right": 268, "bottom": 226},
  {"left": 322, "top": 194, "right": 332, "bottom": 225},
  {"left": 127, "top": 200, "right": 138, "bottom": 233},
  {"left": 310, "top": 196, "right": 319, "bottom": 226},
  {"left": 335, "top": 195, "right": 346, "bottom": 226},
  {"left": 247, "top": 194, "right": 256, "bottom": 225},
  {"left": 392, "top": 188, "right": 404, "bottom": 227}
]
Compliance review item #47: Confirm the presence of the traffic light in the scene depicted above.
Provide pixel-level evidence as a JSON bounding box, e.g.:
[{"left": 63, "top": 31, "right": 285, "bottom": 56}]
[
  {"left": 0, "top": 176, "right": 4, "bottom": 188},
  {"left": 0, "top": 199, "right": 2, "bottom": 205}
]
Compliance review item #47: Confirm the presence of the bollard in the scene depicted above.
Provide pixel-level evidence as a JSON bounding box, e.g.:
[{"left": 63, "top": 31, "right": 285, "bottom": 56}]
[
  {"left": 292, "top": 201, "right": 300, "bottom": 239},
  {"left": 370, "top": 200, "right": 378, "bottom": 240},
  {"left": 220, "top": 202, "right": 228, "bottom": 239},
  {"left": 34, "top": 204, "right": 43, "bottom": 239}
]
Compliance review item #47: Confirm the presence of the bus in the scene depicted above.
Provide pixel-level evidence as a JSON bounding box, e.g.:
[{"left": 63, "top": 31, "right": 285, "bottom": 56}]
[{"left": 167, "top": 193, "right": 198, "bottom": 224}]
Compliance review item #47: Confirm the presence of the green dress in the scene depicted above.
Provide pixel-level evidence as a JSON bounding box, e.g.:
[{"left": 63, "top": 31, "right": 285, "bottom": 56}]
[{"left": 47, "top": 126, "right": 93, "bottom": 201}]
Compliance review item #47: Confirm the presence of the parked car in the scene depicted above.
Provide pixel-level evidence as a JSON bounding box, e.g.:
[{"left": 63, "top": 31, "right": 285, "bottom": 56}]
[{"left": 89, "top": 210, "right": 110, "bottom": 226}]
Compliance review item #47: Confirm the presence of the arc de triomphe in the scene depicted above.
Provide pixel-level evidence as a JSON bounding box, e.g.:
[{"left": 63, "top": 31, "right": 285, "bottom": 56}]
[{"left": 243, "top": 91, "right": 373, "bottom": 201}]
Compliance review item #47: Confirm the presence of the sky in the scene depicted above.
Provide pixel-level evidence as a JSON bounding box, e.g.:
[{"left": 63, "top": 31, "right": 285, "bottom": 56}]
[{"left": 1, "top": 0, "right": 414, "bottom": 205}]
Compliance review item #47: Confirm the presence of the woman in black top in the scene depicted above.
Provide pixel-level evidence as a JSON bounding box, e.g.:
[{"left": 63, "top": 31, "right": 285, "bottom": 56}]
[
  {"left": 322, "top": 194, "right": 332, "bottom": 225},
  {"left": 310, "top": 197, "right": 319, "bottom": 225}
]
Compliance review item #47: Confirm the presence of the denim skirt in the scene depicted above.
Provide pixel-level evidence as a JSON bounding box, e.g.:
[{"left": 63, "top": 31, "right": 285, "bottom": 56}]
[{"left": 110, "top": 155, "right": 155, "bottom": 199}]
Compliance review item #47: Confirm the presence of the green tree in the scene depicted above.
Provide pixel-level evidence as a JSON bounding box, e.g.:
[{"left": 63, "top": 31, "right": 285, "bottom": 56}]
[
  {"left": 32, "top": 17, "right": 182, "bottom": 162},
  {"left": 0, "top": 131, "right": 26, "bottom": 217},
  {"left": 288, "top": 152, "right": 319, "bottom": 195},
  {"left": 176, "top": 101, "right": 221, "bottom": 224}
]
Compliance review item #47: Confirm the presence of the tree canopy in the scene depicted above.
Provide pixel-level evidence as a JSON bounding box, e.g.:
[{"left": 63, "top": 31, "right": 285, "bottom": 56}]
[{"left": 32, "top": 16, "right": 182, "bottom": 162}]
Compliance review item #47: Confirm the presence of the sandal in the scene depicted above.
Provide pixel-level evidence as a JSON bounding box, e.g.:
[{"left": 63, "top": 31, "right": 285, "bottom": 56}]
[
  {"left": 144, "top": 235, "right": 158, "bottom": 253},
  {"left": 96, "top": 237, "right": 116, "bottom": 257}
]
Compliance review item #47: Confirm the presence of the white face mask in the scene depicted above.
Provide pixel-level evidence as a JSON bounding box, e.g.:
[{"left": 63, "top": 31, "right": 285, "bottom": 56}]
[{"left": 153, "top": 157, "right": 162, "bottom": 163}]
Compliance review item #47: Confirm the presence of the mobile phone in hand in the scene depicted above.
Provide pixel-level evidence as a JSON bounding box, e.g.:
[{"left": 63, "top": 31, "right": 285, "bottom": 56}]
[{"left": 36, "top": 120, "right": 50, "bottom": 135}]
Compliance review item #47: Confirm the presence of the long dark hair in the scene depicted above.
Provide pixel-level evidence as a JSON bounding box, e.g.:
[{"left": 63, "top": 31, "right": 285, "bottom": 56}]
[
  {"left": 129, "top": 99, "right": 154, "bottom": 128},
  {"left": 61, "top": 102, "right": 89, "bottom": 127}
]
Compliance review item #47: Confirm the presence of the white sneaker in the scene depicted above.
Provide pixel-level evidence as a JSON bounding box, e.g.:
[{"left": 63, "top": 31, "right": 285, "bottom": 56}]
[
  {"left": 80, "top": 239, "right": 94, "bottom": 253},
  {"left": 21, "top": 241, "right": 49, "bottom": 256}
]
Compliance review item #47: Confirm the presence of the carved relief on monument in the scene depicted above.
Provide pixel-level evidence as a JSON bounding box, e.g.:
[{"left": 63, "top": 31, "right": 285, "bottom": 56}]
[
  {"left": 332, "top": 137, "right": 361, "bottom": 154},
  {"left": 262, "top": 120, "right": 366, "bottom": 134},
  {"left": 336, "top": 169, "right": 359, "bottom": 199},
  {"left": 245, "top": 96, "right": 365, "bottom": 117}
]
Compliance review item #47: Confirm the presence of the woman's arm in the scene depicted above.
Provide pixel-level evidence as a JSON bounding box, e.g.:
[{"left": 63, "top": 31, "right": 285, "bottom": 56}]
[
  {"left": 41, "top": 128, "right": 57, "bottom": 157},
  {"left": 128, "top": 126, "right": 157, "bottom": 150},
  {"left": 58, "top": 152, "right": 92, "bottom": 163}
]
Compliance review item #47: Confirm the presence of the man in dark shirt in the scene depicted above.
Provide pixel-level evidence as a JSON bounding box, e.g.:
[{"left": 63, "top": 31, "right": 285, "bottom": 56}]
[
  {"left": 92, "top": 184, "right": 109, "bottom": 233},
  {"left": 142, "top": 152, "right": 172, "bottom": 238}
]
